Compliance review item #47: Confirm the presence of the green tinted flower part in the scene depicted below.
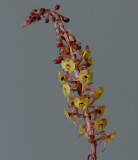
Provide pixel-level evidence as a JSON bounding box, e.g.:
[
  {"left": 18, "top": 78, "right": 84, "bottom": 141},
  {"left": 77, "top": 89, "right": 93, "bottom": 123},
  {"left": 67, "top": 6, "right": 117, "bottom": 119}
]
[
  {"left": 74, "top": 96, "right": 89, "bottom": 111},
  {"left": 62, "top": 83, "right": 70, "bottom": 97},
  {"left": 79, "top": 124, "right": 88, "bottom": 137},
  {"left": 79, "top": 70, "right": 93, "bottom": 86},
  {"left": 61, "top": 59, "right": 75, "bottom": 73},
  {"left": 94, "top": 87, "right": 105, "bottom": 100},
  {"left": 62, "top": 108, "right": 73, "bottom": 122},
  {"left": 88, "top": 58, "right": 93, "bottom": 70},
  {"left": 94, "top": 117, "right": 108, "bottom": 131},
  {"left": 95, "top": 105, "right": 107, "bottom": 117},
  {"left": 83, "top": 50, "right": 91, "bottom": 59},
  {"left": 106, "top": 131, "right": 117, "bottom": 144}
]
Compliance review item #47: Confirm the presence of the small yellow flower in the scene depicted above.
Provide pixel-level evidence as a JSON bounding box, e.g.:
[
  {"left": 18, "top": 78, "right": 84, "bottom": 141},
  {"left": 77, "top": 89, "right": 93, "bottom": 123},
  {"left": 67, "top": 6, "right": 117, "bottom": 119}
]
[
  {"left": 74, "top": 96, "right": 89, "bottom": 111},
  {"left": 62, "top": 108, "right": 73, "bottom": 122},
  {"left": 88, "top": 58, "right": 93, "bottom": 70},
  {"left": 79, "top": 124, "right": 88, "bottom": 137},
  {"left": 79, "top": 70, "right": 93, "bottom": 86},
  {"left": 83, "top": 50, "right": 91, "bottom": 58},
  {"left": 62, "top": 83, "right": 70, "bottom": 97},
  {"left": 94, "top": 87, "right": 105, "bottom": 100},
  {"left": 94, "top": 117, "right": 108, "bottom": 131},
  {"left": 61, "top": 59, "right": 75, "bottom": 73},
  {"left": 106, "top": 131, "right": 117, "bottom": 144},
  {"left": 69, "top": 97, "right": 74, "bottom": 107},
  {"left": 95, "top": 105, "right": 107, "bottom": 117},
  {"left": 57, "top": 71, "right": 64, "bottom": 84}
]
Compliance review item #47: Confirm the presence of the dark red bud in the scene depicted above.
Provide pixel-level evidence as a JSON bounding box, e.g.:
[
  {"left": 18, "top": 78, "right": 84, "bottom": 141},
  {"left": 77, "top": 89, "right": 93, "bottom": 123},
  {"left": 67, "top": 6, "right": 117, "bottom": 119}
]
[
  {"left": 69, "top": 34, "right": 76, "bottom": 42},
  {"left": 45, "top": 16, "right": 49, "bottom": 23},
  {"left": 74, "top": 43, "right": 81, "bottom": 50},
  {"left": 51, "top": 16, "right": 55, "bottom": 22},
  {"left": 33, "top": 9, "right": 38, "bottom": 12},
  {"left": 40, "top": 8, "right": 46, "bottom": 13},
  {"left": 55, "top": 5, "right": 60, "bottom": 10},
  {"left": 53, "top": 56, "right": 63, "bottom": 64},
  {"left": 56, "top": 39, "right": 63, "bottom": 48},
  {"left": 37, "top": 16, "right": 41, "bottom": 21},
  {"left": 30, "top": 12, "right": 35, "bottom": 16},
  {"left": 62, "top": 16, "right": 70, "bottom": 23},
  {"left": 45, "top": 9, "right": 50, "bottom": 12},
  {"left": 55, "top": 28, "right": 60, "bottom": 35}
]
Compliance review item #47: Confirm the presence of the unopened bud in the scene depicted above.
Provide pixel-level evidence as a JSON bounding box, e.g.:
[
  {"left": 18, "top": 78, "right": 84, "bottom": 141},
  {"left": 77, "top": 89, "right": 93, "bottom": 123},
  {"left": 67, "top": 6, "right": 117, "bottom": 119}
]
[
  {"left": 56, "top": 39, "right": 63, "bottom": 48},
  {"left": 30, "top": 12, "right": 35, "bottom": 16},
  {"left": 56, "top": 28, "right": 60, "bottom": 35},
  {"left": 40, "top": 8, "right": 46, "bottom": 14},
  {"left": 69, "top": 34, "right": 76, "bottom": 42},
  {"left": 53, "top": 56, "right": 63, "bottom": 64},
  {"left": 37, "top": 16, "right": 41, "bottom": 21},
  {"left": 45, "top": 16, "right": 49, "bottom": 23},
  {"left": 51, "top": 16, "right": 55, "bottom": 22},
  {"left": 55, "top": 5, "right": 60, "bottom": 10},
  {"left": 74, "top": 43, "right": 81, "bottom": 50},
  {"left": 62, "top": 16, "right": 70, "bottom": 23},
  {"left": 33, "top": 9, "right": 38, "bottom": 12}
]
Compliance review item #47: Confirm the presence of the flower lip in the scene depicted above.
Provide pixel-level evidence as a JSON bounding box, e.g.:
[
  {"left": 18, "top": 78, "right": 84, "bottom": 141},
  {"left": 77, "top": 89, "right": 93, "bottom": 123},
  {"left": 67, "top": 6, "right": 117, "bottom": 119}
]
[
  {"left": 61, "top": 59, "right": 75, "bottom": 73},
  {"left": 74, "top": 96, "right": 89, "bottom": 111},
  {"left": 94, "top": 117, "right": 108, "bottom": 131},
  {"left": 79, "top": 69, "right": 93, "bottom": 86}
]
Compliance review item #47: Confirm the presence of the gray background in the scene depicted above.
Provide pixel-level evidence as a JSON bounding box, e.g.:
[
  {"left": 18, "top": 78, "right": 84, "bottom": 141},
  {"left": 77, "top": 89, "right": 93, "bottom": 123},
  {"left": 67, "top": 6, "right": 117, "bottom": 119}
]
[{"left": 0, "top": 0, "right": 138, "bottom": 160}]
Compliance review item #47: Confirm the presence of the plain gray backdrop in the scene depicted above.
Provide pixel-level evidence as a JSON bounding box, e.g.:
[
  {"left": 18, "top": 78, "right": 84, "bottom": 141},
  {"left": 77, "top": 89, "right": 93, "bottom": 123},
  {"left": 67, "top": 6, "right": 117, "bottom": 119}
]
[{"left": 0, "top": 0, "right": 138, "bottom": 160}]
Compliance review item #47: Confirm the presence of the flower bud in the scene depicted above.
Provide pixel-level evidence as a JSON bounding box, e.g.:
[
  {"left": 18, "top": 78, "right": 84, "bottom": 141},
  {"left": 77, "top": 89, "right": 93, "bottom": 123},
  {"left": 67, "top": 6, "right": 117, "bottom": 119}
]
[
  {"left": 40, "top": 8, "right": 46, "bottom": 14},
  {"left": 62, "top": 16, "right": 70, "bottom": 23},
  {"left": 33, "top": 9, "right": 38, "bottom": 12},
  {"left": 53, "top": 56, "right": 63, "bottom": 64},
  {"left": 74, "top": 43, "right": 81, "bottom": 50},
  {"left": 56, "top": 39, "right": 63, "bottom": 48},
  {"left": 45, "top": 16, "right": 49, "bottom": 23},
  {"left": 69, "top": 34, "right": 76, "bottom": 42},
  {"left": 51, "top": 16, "right": 55, "bottom": 22},
  {"left": 55, "top": 5, "right": 60, "bottom": 10}
]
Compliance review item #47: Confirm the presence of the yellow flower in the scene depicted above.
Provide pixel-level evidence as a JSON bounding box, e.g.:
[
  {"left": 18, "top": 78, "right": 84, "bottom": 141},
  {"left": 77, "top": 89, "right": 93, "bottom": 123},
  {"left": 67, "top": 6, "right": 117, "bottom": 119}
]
[
  {"left": 83, "top": 50, "right": 91, "bottom": 58},
  {"left": 57, "top": 71, "right": 64, "bottom": 84},
  {"left": 94, "top": 117, "right": 108, "bottom": 131},
  {"left": 95, "top": 105, "right": 107, "bottom": 117},
  {"left": 62, "top": 108, "right": 73, "bottom": 122},
  {"left": 69, "top": 97, "right": 74, "bottom": 107},
  {"left": 79, "top": 70, "right": 93, "bottom": 86},
  {"left": 94, "top": 87, "right": 105, "bottom": 100},
  {"left": 74, "top": 96, "right": 89, "bottom": 111},
  {"left": 106, "top": 131, "right": 117, "bottom": 144},
  {"left": 79, "top": 124, "right": 88, "bottom": 137},
  {"left": 61, "top": 59, "right": 75, "bottom": 73},
  {"left": 88, "top": 58, "right": 93, "bottom": 70},
  {"left": 62, "top": 83, "right": 70, "bottom": 97}
]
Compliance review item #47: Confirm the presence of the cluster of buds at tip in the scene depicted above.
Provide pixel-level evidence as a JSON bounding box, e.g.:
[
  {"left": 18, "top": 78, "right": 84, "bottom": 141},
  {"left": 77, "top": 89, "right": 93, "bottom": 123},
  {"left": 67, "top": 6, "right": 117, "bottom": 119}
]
[{"left": 22, "top": 5, "right": 117, "bottom": 160}]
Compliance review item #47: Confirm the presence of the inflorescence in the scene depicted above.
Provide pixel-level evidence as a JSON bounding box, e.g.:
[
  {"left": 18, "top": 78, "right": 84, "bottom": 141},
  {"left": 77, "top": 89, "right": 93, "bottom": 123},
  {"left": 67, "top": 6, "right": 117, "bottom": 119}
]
[{"left": 22, "top": 5, "right": 117, "bottom": 160}]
